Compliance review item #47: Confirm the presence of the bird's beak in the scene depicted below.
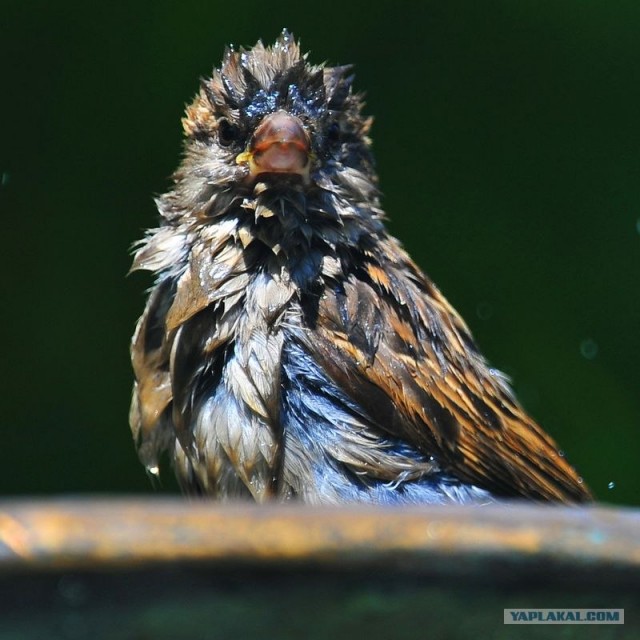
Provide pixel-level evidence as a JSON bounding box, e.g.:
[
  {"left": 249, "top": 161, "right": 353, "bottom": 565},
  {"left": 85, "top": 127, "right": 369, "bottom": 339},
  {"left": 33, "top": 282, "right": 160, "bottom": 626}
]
[{"left": 236, "top": 110, "right": 311, "bottom": 180}]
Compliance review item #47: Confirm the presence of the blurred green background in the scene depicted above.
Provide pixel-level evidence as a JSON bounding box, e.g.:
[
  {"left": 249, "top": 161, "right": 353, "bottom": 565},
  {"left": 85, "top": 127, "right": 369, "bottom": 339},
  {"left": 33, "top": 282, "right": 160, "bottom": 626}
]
[{"left": 1, "top": 1, "right": 638, "bottom": 505}]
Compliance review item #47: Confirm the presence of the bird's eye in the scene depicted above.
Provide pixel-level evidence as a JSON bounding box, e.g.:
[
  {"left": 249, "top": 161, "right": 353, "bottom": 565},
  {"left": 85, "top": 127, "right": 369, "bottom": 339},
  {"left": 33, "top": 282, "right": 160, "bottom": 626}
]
[
  {"left": 327, "top": 122, "right": 342, "bottom": 144},
  {"left": 217, "top": 118, "right": 239, "bottom": 147}
]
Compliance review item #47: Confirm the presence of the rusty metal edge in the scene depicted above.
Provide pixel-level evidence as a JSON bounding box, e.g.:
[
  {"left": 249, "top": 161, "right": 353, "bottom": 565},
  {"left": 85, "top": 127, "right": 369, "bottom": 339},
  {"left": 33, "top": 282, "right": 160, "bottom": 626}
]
[{"left": 0, "top": 498, "right": 638, "bottom": 573}]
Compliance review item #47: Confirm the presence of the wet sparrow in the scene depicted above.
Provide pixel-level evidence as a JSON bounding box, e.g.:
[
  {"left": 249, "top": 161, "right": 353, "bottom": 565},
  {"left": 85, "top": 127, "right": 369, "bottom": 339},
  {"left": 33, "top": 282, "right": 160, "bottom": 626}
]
[{"left": 130, "top": 32, "right": 591, "bottom": 504}]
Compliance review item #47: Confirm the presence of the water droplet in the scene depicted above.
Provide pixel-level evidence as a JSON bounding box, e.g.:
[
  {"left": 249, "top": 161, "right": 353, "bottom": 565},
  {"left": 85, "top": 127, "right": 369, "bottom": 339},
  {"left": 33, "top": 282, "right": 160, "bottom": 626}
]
[
  {"left": 577, "top": 477, "right": 584, "bottom": 484},
  {"left": 57, "top": 575, "right": 89, "bottom": 606},
  {"left": 476, "top": 301, "right": 493, "bottom": 320},
  {"left": 558, "top": 450, "right": 565, "bottom": 458},
  {"left": 1, "top": 172, "right": 8, "bottom": 188},
  {"left": 580, "top": 338, "right": 598, "bottom": 360},
  {"left": 607, "top": 481, "right": 616, "bottom": 490}
]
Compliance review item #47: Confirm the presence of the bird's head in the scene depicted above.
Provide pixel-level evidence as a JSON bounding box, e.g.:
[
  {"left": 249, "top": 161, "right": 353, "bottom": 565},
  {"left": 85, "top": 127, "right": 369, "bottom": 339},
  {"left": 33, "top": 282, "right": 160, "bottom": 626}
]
[{"left": 160, "top": 31, "right": 380, "bottom": 228}]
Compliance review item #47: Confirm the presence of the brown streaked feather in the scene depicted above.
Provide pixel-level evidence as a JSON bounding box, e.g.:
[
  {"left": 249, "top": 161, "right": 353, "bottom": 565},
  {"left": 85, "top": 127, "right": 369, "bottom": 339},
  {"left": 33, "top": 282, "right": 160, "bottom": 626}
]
[{"left": 298, "top": 238, "right": 591, "bottom": 503}]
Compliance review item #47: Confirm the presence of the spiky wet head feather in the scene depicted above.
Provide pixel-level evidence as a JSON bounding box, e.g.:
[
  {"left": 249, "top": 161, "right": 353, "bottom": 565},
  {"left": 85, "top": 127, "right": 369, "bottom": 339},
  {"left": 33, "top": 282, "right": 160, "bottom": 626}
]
[
  {"left": 182, "top": 30, "right": 371, "bottom": 150},
  {"left": 158, "top": 31, "right": 380, "bottom": 230}
]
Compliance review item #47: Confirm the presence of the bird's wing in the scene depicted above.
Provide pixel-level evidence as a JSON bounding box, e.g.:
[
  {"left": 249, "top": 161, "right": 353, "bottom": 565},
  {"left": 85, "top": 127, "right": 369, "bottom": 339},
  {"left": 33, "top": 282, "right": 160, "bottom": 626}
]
[
  {"left": 296, "top": 237, "right": 591, "bottom": 502},
  {"left": 129, "top": 277, "right": 177, "bottom": 472}
]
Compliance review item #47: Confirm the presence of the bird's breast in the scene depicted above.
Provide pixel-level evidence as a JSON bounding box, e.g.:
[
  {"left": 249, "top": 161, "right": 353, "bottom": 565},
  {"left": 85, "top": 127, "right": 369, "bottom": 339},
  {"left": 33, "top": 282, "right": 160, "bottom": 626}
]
[{"left": 179, "top": 266, "right": 300, "bottom": 500}]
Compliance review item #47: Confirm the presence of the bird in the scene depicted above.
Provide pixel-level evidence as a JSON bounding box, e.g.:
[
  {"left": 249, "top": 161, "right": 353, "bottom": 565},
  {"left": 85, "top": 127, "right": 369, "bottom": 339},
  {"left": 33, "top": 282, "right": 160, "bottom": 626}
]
[{"left": 129, "top": 31, "right": 591, "bottom": 505}]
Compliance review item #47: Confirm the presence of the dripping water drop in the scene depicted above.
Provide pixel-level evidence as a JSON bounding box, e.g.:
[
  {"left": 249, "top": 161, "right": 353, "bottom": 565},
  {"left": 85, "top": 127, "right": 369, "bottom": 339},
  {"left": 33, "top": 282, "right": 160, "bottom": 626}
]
[{"left": 580, "top": 338, "right": 598, "bottom": 360}]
